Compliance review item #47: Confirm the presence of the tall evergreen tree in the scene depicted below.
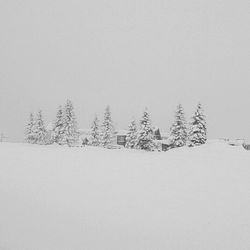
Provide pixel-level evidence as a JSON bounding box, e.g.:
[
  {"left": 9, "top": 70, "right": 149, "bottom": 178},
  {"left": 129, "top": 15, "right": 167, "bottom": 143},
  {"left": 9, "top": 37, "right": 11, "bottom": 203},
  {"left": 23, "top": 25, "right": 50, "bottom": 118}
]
[
  {"left": 188, "top": 103, "right": 207, "bottom": 146},
  {"left": 125, "top": 119, "right": 137, "bottom": 149},
  {"left": 33, "top": 110, "right": 47, "bottom": 144},
  {"left": 61, "top": 100, "right": 79, "bottom": 146},
  {"left": 25, "top": 112, "right": 35, "bottom": 143},
  {"left": 135, "top": 109, "right": 155, "bottom": 151},
  {"left": 53, "top": 105, "right": 64, "bottom": 144},
  {"left": 170, "top": 104, "right": 187, "bottom": 148},
  {"left": 100, "top": 106, "right": 115, "bottom": 147},
  {"left": 89, "top": 115, "right": 100, "bottom": 146}
]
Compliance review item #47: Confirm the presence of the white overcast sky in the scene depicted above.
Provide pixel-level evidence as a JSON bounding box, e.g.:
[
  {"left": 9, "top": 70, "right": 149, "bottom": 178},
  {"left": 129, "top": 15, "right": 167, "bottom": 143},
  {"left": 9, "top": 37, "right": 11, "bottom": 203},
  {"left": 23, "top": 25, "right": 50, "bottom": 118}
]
[{"left": 0, "top": 0, "right": 249, "bottom": 141}]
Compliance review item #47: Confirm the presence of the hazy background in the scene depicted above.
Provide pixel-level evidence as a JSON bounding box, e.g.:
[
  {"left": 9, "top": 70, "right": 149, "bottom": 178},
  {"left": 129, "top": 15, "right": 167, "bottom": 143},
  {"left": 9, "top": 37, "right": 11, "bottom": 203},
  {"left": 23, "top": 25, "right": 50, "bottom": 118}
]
[{"left": 0, "top": 0, "right": 249, "bottom": 142}]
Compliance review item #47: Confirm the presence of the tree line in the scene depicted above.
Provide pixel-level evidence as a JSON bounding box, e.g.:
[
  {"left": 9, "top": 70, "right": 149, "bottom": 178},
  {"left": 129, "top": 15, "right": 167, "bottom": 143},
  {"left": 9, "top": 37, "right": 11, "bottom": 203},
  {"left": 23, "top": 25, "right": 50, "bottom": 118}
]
[{"left": 25, "top": 100, "right": 207, "bottom": 151}]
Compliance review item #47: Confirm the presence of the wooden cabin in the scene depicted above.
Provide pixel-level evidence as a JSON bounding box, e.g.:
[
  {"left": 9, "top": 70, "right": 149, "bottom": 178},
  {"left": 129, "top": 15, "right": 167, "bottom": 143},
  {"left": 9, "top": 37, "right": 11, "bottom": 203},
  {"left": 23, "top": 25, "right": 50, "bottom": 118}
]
[
  {"left": 117, "top": 135, "right": 127, "bottom": 146},
  {"left": 159, "top": 138, "right": 174, "bottom": 151},
  {"left": 116, "top": 130, "right": 128, "bottom": 147},
  {"left": 243, "top": 140, "right": 250, "bottom": 150},
  {"left": 115, "top": 128, "right": 165, "bottom": 147},
  {"left": 153, "top": 127, "right": 162, "bottom": 140},
  {"left": 227, "top": 139, "right": 244, "bottom": 146}
]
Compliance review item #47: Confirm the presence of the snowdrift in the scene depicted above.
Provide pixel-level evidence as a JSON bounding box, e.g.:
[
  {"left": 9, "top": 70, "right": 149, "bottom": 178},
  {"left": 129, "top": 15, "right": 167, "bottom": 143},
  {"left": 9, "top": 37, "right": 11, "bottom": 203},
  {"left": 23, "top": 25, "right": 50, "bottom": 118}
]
[{"left": 0, "top": 142, "right": 249, "bottom": 250}]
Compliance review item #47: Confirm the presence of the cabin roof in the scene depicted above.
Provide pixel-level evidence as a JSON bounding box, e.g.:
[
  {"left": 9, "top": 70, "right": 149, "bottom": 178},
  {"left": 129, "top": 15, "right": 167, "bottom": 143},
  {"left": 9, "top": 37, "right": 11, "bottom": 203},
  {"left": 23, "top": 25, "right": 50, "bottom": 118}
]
[{"left": 116, "top": 129, "right": 128, "bottom": 136}]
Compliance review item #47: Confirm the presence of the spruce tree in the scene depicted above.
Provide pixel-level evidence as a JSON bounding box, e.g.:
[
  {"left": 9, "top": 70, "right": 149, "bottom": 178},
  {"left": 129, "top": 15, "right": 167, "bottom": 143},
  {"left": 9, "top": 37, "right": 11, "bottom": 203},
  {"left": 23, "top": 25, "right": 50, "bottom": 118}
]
[
  {"left": 53, "top": 105, "right": 64, "bottom": 145},
  {"left": 33, "top": 110, "right": 47, "bottom": 145},
  {"left": 125, "top": 119, "right": 137, "bottom": 149},
  {"left": 135, "top": 109, "right": 155, "bottom": 151},
  {"left": 170, "top": 104, "right": 187, "bottom": 148},
  {"left": 25, "top": 112, "right": 35, "bottom": 143},
  {"left": 89, "top": 115, "right": 100, "bottom": 146},
  {"left": 61, "top": 100, "right": 79, "bottom": 146},
  {"left": 100, "top": 106, "right": 115, "bottom": 147},
  {"left": 188, "top": 103, "right": 207, "bottom": 146}
]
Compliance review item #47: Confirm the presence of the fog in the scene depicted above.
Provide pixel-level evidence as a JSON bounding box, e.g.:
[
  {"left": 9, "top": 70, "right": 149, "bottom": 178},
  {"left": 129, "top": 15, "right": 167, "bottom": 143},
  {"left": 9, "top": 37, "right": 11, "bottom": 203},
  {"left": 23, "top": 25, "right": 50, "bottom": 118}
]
[{"left": 0, "top": 0, "right": 249, "bottom": 141}]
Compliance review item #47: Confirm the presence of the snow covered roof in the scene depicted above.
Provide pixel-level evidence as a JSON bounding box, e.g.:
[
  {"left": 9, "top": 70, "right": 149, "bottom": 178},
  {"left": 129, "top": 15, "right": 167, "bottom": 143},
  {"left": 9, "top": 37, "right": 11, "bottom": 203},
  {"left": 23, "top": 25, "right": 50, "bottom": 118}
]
[
  {"left": 152, "top": 126, "right": 168, "bottom": 137},
  {"left": 115, "top": 130, "right": 128, "bottom": 136},
  {"left": 227, "top": 139, "right": 245, "bottom": 146},
  {"left": 154, "top": 137, "right": 173, "bottom": 145},
  {"left": 160, "top": 132, "right": 169, "bottom": 138}
]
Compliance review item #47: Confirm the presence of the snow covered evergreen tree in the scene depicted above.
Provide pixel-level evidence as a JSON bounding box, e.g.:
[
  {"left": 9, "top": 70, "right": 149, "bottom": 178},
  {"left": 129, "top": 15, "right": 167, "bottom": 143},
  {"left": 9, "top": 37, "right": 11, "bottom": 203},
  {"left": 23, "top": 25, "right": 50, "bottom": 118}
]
[
  {"left": 33, "top": 110, "right": 47, "bottom": 145},
  {"left": 188, "top": 103, "right": 207, "bottom": 146},
  {"left": 25, "top": 112, "right": 35, "bottom": 143},
  {"left": 170, "top": 104, "right": 187, "bottom": 148},
  {"left": 61, "top": 100, "right": 79, "bottom": 146},
  {"left": 53, "top": 105, "right": 64, "bottom": 145},
  {"left": 89, "top": 115, "right": 100, "bottom": 146},
  {"left": 100, "top": 106, "right": 115, "bottom": 147},
  {"left": 135, "top": 109, "right": 155, "bottom": 151},
  {"left": 125, "top": 119, "right": 137, "bottom": 149}
]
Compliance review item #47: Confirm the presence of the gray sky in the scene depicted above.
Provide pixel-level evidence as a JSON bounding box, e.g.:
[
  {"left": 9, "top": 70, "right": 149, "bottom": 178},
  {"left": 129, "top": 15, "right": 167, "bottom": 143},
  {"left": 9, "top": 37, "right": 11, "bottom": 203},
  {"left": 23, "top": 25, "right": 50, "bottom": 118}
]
[{"left": 0, "top": 0, "right": 249, "bottom": 142}]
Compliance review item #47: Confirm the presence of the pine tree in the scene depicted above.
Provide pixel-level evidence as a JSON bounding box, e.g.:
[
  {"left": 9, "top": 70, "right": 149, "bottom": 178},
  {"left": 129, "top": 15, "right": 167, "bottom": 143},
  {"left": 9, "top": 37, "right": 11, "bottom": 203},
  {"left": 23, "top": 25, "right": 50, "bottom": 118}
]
[
  {"left": 100, "top": 106, "right": 115, "bottom": 147},
  {"left": 61, "top": 100, "right": 79, "bottom": 146},
  {"left": 33, "top": 110, "right": 47, "bottom": 145},
  {"left": 135, "top": 109, "right": 155, "bottom": 151},
  {"left": 170, "top": 104, "right": 187, "bottom": 148},
  {"left": 125, "top": 119, "right": 137, "bottom": 149},
  {"left": 25, "top": 112, "right": 35, "bottom": 143},
  {"left": 89, "top": 115, "right": 100, "bottom": 146},
  {"left": 188, "top": 103, "right": 207, "bottom": 146},
  {"left": 53, "top": 105, "right": 64, "bottom": 145}
]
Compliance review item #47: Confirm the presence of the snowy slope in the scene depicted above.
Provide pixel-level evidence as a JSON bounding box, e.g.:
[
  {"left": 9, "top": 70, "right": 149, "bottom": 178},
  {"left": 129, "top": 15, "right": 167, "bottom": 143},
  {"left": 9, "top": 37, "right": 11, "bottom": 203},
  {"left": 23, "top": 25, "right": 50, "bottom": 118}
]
[{"left": 0, "top": 142, "right": 249, "bottom": 250}]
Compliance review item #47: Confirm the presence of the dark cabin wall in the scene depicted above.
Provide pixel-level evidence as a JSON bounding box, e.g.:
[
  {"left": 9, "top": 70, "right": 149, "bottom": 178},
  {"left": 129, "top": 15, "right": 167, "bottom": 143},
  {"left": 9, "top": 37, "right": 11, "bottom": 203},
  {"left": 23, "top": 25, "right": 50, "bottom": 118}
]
[
  {"left": 117, "top": 135, "right": 127, "bottom": 146},
  {"left": 154, "top": 128, "right": 162, "bottom": 140}
]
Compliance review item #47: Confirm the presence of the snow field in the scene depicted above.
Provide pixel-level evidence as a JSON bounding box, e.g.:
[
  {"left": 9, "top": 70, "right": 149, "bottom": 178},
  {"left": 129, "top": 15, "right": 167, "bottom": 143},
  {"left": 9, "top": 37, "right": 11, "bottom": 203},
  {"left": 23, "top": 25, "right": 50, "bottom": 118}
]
[{"left": 0, "top": 142, "right": 249, "bottom": 250}]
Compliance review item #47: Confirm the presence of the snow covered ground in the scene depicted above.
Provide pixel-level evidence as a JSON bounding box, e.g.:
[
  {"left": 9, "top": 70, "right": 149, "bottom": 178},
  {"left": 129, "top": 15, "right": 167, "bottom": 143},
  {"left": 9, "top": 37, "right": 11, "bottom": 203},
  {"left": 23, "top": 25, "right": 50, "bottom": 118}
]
[{"left": 0, "top": 141, "right": 249, "bottom": 250}]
